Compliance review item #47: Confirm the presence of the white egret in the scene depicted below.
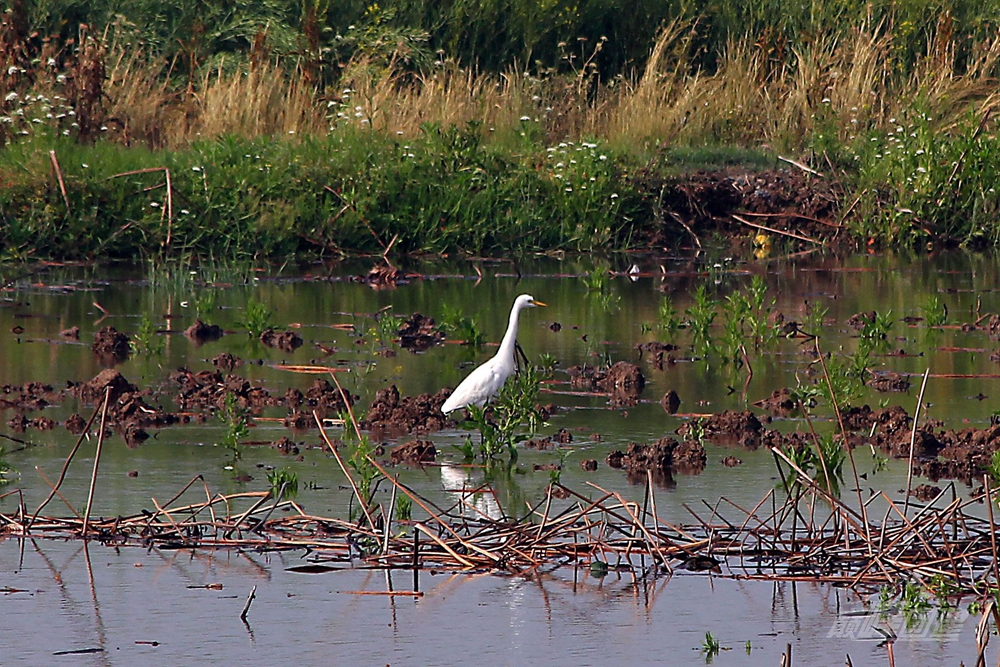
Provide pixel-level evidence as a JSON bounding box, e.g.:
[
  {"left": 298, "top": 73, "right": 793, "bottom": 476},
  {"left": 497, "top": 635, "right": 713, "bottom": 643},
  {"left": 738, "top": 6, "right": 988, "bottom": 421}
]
[{"left": 440, "top": 294, "right": 546, "bottom": 414}]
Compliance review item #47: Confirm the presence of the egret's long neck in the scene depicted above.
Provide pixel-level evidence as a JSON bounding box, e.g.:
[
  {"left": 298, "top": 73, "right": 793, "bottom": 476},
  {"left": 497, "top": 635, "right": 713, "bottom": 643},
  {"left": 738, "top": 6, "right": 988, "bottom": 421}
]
[{"left": 496, "top": 302, "right": 523, "bottom": 362}]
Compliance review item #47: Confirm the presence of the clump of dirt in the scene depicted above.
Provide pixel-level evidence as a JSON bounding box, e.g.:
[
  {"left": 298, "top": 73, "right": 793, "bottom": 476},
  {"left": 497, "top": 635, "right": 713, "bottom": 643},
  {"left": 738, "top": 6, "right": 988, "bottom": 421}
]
[
  {"left": 390, "top": 439, "right": 437, "bottom": 464},
  {"left": 721, "top": 456, "right": 743, "bottom": 467},
  {"left": 185, "top": 320, "right": 224, "bottom": 345},
  {"left": 524, "top": 437, "right": 555, "bottom": 450},
  {"left": 73, "top": 369, "right": 177, "bottom": 447},
  {"left": 554, "top": 428, "right": 573, "bottom": 444},
  {"left": 7, "top": 414, "right": 55, "bottom": 432},
  {"left": 606, "top": 437, "right": 706, "bottom": 485},
  {"left": 272, "top": 437, "right": 300, "bottom": 455},
  {"left": 360, "top": 385, "right": 453, "bottom": 436},
  {"left": 867, "top": 372, "right": 911, "bottom": 393},
  {"left": 397, "top": 313, "right": 445, "bottom": 351},
  {"left": 171, "top": 368, "right": 277, "bottom": 411},
  {"left": 212, "top": 353, "right": 243, "bottom": 371},
  {"left": 359, "top": 264, "right": 411, "bottom": 288},
  {"left": 0, "top": 382, "right": 61, "bottom": 411},
  {"left": 636, "top": 342, "right": 679, "bottom": 370},
  {"left": 679, "top": 410, "right": 766, "bottom": 449},
  {"left": 581, "top": 459, "right": 598, "bottom": 471},
  {"left": 910, "top": 484, "right": 942, "bottom": 502},
  {"left": 661, "top": 390, "right": 681, "bottom": 414},
  {"left": 64, "top": 413, "right": 87, "bottom": 434},
  {"left": 60, "top": 326, "right": 80, "bottom": 340},
  {"left": 754, "top": 388, "right": 797, "bottom": 416},
  {"left": 92, "top": 326, "right": 131, "bottom": 364},
  {"left": 259, "top": 328, "right": 303, "bottom": 352},
  {"left": 567, "top": 362, "right": 645, "bottom": 406},
  {"left": 846, "top": 311, "right": 877, "bottom": 330},
  {"left": 75, "top": 368, "right": 138, "bottom": 404}
]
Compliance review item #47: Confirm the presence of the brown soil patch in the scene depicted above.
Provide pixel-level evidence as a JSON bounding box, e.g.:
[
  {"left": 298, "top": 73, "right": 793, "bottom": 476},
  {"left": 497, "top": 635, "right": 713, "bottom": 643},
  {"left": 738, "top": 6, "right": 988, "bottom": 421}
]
[
  {"left": 753, "top": 388, "right": 796, "bottom": 416},
  {"left": 660, "top": 390, "right": 680, "bottom": 414},
  {"left": 678, "top": 410, "right": 767, "bottom": 449},
  {"left": 0, "top": 382, "right": 61, "bottom": 411},
  {"left": 397, "top": 313, "right": 445, "bottom": 351},
  {"left": 607, "top": 437, "right": 706, "bottom": 485},
  {"left": 390, "top": 439, "right": 437, "bottom": 464},
  {"left": 360, "top": 385, "right": 453, "bottom": 436},
  {"left": 259, "top": 328, "right": 303, "bottom": 351},
  {"left": 92, "top": 326, "right": 131, "bottom": 364},
  {"left": 212, "top": 353, "right": 243, "bottom": 371},
  {"left": 185, "top": 320, "right": 224, "bottom": 345}
]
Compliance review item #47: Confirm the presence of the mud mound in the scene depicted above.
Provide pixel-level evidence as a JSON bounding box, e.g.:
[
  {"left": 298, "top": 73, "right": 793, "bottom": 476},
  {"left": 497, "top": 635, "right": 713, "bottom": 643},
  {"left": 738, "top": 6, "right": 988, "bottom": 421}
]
[
  {"left": 397, "top": 313, "right": 445, "bottom": 351},
  {"left": 754, "top": 388, "right": 796, "bottom": 416},
  {"left": 303, "top": 378, "right": 355, "bottom": 410},
  {"left": 92, "top": 326, "right": 131, "bottom": 364},
  {"left": 259, "top": 328, "right": 303, "bottom": 352},
  {"left": 272, "top": 437, "right": 300, "bottom": 455},
  {"left": 73, "top": 369, "right": 177, "bottom": 447},
  {"left": 567, "top": 362, "right": 645, "bottom": 406},
  {"left": 636, "top": 342, "right": 679, "bottom": 370},
  {"left": 76, "top": 369, "right": 138, "bottom": 404},
  {"left": 867, "top": 372, "right": 911, "bottom": 393},
  {"left": 360, "top": 385, "right": 453, "bottom": 435},
  {"left": 59, "top": 326, "right": 80, "bottom": 340},
  {"left": 185, "top": 320, "right": 224, "bottom": 345},
  {"left": 679, "top": 410, "right": 766, "bottom": 449},
  {"left": 64, "top": 413, "right": 86, "bottom": 434},
  {"left": 660, "top": 390, "right": 681, "bottom": 414},
  {"left": 212, "top": 353, "right": 243, "bottom": 371},
  {"left": 0, "top": 382, "right": 61, "bottom": 411},
  {"left": 910, "top": 484, "right": 942, "bottom": 502},
  {"left": 581, "top": 459, "right": 598, "bottom": 471},
  {"left": 390, "top": 439, "right": 437, "bottom": 464},
  {"left": 606, "top": 437, "right": 706, "bottom": 485},
  {"left": 171, "top": 368, "right": 278, "bottom": 411},
  {"left": 847, "top": 311, "right": 877, "bottom": 330},
  {"left": 7, "top": 414, "right": 55, "bottom": 432}
]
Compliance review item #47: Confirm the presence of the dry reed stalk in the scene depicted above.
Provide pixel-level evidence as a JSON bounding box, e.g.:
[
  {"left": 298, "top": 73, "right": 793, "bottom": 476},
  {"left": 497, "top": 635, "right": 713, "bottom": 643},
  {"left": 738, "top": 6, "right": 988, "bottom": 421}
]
[
  {"left": 81, "top": 387, "right": 112, "bottom": 536},
  {"left": 30, "top": 390, "right": 107, "bottom": 527}
]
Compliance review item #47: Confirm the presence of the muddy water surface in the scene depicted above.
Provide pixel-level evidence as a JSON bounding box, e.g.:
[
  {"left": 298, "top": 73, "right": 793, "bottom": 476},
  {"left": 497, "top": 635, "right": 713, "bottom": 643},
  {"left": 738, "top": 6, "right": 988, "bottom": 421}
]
[{"left": 2, "top": 251, "right": 1000, "bottom": 665}]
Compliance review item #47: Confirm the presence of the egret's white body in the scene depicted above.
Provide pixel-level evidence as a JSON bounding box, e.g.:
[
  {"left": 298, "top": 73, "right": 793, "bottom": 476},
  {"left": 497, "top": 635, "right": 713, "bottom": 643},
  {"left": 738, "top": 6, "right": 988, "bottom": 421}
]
[{"left": 440, "top": 294, "right": 545, "bottom": 414}]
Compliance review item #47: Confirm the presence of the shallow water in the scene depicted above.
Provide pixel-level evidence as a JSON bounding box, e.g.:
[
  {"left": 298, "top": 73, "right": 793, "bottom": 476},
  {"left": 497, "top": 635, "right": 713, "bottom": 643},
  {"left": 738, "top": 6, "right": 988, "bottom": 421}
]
[{"left": 2, "top": 250, "right": 1000, "bottom": 664}]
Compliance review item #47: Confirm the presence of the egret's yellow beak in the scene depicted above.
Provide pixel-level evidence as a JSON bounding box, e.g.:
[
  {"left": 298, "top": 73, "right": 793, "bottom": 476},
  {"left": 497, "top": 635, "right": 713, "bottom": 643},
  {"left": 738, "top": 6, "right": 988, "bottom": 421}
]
[{"left": 531, "top": 299, "right": 547, "bottom": 307}]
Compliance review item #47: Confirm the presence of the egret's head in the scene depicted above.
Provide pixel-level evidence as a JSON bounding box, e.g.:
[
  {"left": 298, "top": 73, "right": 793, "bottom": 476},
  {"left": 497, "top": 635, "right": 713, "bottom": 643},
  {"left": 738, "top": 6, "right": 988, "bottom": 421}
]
[{"left": 516, "top": 294, "right": 547, "bottom": 309}]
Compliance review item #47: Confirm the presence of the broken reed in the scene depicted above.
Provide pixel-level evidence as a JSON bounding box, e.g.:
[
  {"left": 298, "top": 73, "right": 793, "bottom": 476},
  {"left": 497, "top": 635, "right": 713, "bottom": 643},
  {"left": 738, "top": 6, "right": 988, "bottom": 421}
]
[{"left": 6, "top": 409, "right": 1000, "bottom": 602}]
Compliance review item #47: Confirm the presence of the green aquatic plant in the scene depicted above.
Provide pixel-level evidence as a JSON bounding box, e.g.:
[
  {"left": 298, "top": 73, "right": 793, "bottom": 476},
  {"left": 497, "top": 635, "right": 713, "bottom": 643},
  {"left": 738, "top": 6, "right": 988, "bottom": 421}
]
[
  {"left": 686, "top": 283, "right": 718, "bottom": 357},
  {"left": 537, "top": 352, "right": 558, "bottom": 375},
  {"left": 802, "top": 301, "right": 828, "bottom": 335},
  {"left": 464, "top": 365, "right": 542, "bottom": 462},
  {"left": 988, "top": 449, "right": 1000, "bottom": 487},
  {"left": 701, "top": 631, "right": 721, "bottom": 661},
  {"left": 219, "top": 391, "right": 250, "bottom": 459},
  {"left": 238, "top": 298, "right": 274, "bottom": 338},
  {"left": 130, "top": 314, "right": 165, "bottom": 356},
  {"left": 347, "top": 435, "right": 382, "bottom": 514},
  {"left": 395, "top": 495, "right": 413, "bottom": 523},
  {"left": 657, "top": 297, "right": 682, "bottom": 338},
  {"left": 440, "top": 305, "right": 485, "bottom": 347},
  {"left": 371, "top": 309, "right": 404, "bottom": 348},
  {"left": 922, "top": 294, "right": 948, "bottom": 327},
  {"left": 266, "top": 468, "right": 299, "bottom": 500}
]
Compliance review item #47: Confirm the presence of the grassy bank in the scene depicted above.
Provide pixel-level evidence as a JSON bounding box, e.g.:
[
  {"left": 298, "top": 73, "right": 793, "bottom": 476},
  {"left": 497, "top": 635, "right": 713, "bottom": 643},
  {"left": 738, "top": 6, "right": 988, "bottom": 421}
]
[{"left": 3, "top": 2, "right": 1000, "bottom": 258}]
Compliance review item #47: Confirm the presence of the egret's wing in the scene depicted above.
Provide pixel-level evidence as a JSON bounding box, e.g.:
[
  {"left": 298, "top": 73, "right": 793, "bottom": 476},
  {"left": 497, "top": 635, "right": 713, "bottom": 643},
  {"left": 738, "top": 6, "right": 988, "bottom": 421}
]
[{"left": 442, "top": 358, "right": 509, "bottom": 412}]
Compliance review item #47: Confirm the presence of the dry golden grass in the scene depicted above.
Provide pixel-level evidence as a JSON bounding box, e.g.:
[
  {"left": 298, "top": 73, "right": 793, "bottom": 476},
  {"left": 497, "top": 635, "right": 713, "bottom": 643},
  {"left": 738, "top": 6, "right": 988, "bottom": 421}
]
[{"left": 100, "top": 22, "right": 1000, "bottom": 153}]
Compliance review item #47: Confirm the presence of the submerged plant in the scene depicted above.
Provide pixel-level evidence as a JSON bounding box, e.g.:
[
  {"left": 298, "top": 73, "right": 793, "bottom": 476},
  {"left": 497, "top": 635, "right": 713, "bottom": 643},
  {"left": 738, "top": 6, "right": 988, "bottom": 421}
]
[
  {"left": 464, "top": 365, "right": 542, "bottom": 462},
  {"left": 131, "top": 314, "right": 165, "bottom": 355},
  {"left": 347, "top": 435, "right": 382, "bottom": 513},
  {"left": 219, "top": 391, "right": 250, "bottom": 459},
  {"left": 922, "top": 295, "right": 948, "bottom": 327},
  {"left": 701, "top": 631, "right": 721, "bottom": 661},
  {"left": 657, "top": 297, "right": 682, "bottom": 338},
  {"left": 267, "top": 468, "right": 299, "bottom": 500},
  {"left": 440, "top": 305, "right": 485, "bottom": 347},
  {"left": 239, "top": 298, "right": 274, "bottom": 338},
  {"left": 395, "top": 495, "right": 413, "bottom": 522},
  {"left": 686, "top": 283, "right": 718, "bottom": 357}
]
